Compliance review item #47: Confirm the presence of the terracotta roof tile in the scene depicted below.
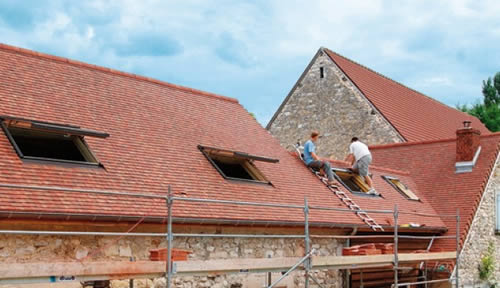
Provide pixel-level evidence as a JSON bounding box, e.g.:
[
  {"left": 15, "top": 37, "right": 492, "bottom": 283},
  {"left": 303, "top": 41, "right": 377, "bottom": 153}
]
[
  {"left": 370, "top": 133, "right": 500, "bottom": 250},
  {"left": 0, "top": 43, "right": 450, "bottom": 230},
  {"left": 324, "top": 49, "right": 490, "bottom": 141},
  {"left": 0, "top": 43, "right": 367, "bottom": 227}
]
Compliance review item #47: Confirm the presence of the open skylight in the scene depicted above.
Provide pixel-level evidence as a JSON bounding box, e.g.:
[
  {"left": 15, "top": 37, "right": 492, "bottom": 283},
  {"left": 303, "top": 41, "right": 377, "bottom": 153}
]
[
  {"left": 1, "top": 116, "right": 108, "bottom": 165},
  {"left": 383, "top": 176, "right": 419, "bottom": 201},
  {"left": 199, "top": 145, "right": 277, "bottom": 184},
  {"left": 332, "top": 168, "right": 376, "bottom": 195}
]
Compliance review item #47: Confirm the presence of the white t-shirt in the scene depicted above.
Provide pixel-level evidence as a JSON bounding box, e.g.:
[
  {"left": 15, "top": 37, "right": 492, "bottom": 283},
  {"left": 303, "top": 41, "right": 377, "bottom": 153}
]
[{"left": 349, "top": 141, "right": 371, "bottom": 161}]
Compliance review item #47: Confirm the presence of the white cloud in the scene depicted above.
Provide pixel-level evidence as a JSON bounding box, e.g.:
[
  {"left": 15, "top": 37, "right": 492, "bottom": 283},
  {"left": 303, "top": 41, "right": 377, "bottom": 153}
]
[{"left": 1, "top": 0, "right": 499, "bottom": 124}]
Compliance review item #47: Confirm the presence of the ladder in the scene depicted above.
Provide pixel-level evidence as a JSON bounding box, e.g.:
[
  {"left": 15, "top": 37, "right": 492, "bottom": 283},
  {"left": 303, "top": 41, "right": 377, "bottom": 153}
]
[{"left": 293, "top": 143, "right": 384, "bottom": 232}]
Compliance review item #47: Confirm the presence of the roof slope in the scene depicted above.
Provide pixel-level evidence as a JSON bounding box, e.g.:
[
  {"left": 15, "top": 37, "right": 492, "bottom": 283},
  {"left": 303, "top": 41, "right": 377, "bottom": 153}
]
[
  {"left": 0, "top": 43, "right": 367, "bottom": 227},
  {"left": 0, "top": 43, "right": 448, "bottom": 230},
  {"left": 324, "top": 48, "right": 490, "bottom": 141},
  {"left": 370, "top": 133, "right": 500, "bottom": 250},
  {"left": 323, "top": 160, "right": 445, "bottom": 229}
]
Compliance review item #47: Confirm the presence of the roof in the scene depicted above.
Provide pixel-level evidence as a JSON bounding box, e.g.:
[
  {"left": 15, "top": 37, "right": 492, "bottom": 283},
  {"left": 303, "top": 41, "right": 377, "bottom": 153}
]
[
  {"left": 0, "top": 42, "right": 413, "bottom": 229},
  {"left": 0, "top": 43, "right": 450, "bottom": 231},
  {"left": 369, "top": 133, "right": 500, "bottom": 250},
  {"left": 323, "top": 159, "right": 445, "bottom": 229},
  {"left": 323, "top": 48, "right": 490, "bottom": 141}
]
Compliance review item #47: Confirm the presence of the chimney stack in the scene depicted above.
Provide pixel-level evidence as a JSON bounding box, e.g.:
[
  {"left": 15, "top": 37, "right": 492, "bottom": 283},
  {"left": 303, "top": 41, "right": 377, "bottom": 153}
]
[{"left": 456, "top": 121, "right": 481, "bottom": 162}]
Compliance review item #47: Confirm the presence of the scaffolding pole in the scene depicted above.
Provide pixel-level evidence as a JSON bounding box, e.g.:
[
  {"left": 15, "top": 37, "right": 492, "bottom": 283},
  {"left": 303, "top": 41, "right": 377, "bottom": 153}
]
[
  {"left": 166, "top": 186, "right": 173, "bottom": 288},
  {"left": 456, "top": 208, "right": 460, "bottom": 288},
  {"left": 304, "top": 197, "right": 310, "bottom": 288},
  {"left": 0, "top": 183, "right": 462, "bottom": 288},
  {"left": 393, "top": 204, "right": 399, "bottom": 288}
]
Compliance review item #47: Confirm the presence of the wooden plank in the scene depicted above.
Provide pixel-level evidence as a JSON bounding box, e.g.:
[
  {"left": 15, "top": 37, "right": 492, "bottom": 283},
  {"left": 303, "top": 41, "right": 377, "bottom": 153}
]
[
  {"left": 0, "top": 252, "right": 456, "bottom": 280},
  {"left": 0, "top": 261, "right": 165, "bottom": 279}
]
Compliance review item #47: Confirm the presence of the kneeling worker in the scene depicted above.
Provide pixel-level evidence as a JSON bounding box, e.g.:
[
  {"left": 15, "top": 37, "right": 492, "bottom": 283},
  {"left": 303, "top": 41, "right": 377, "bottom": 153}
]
[
  {"left": 303, "top": 131, "right": 336, "bottom": 186},
  {"left": 345, "top": 137, "right": 375, "bottom": 193}
]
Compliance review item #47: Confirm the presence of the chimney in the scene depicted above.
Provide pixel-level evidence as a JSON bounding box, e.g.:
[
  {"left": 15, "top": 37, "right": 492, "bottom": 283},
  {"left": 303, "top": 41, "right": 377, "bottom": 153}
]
[{"left": 455, "top": 121, "right": 481, "bottom": 173}]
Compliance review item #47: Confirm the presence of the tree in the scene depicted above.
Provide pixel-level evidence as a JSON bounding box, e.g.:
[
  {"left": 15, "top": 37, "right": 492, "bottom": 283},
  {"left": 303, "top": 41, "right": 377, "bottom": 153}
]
[{"left": 459, "top": 72, "right": 500, "bottom": 132}]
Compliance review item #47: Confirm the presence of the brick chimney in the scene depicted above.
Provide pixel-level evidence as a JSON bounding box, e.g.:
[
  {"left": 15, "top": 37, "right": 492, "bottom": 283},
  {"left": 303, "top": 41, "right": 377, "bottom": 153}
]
[{"left": 456, "top": 121, "right": 481, "bottom": 162}]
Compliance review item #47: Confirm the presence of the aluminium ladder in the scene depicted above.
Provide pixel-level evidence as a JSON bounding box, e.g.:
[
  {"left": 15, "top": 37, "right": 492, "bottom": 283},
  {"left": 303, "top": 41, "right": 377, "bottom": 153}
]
[{"left": 294, "top": 143, "right": 384, "bottom": 232}]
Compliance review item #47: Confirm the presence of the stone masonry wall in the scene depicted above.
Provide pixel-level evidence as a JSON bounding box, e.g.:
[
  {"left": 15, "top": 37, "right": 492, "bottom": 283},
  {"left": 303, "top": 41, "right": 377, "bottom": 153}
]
[
  {"left": 0, "top": 233, "right": 345, "bottom": 288},
  {"left": 459, "top": 156, "right": 500, "bottom": 287},
  {"left": 268, "top": 50, "right": 403, "bottom": 160}
]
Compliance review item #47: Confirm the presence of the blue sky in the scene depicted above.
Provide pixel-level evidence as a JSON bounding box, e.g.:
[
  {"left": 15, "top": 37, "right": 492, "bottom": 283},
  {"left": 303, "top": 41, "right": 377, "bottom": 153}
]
[{"left": 1, "top": 0, "right": 499, "bottom": 125}]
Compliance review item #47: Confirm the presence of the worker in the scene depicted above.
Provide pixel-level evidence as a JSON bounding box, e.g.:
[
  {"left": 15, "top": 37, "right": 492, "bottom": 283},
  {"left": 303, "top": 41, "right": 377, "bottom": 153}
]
[
  {"left": 345, "top": 137, "right": 375, "bottom": 193},
  {"left": 303, "top": 131, "right": 336, "bottom": 186}
]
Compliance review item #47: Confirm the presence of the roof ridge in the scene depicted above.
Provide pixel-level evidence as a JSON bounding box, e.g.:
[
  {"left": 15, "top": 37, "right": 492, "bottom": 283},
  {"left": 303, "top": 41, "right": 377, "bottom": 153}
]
[
  {"left": 322, "top": 48, "right": 481, "bottom": 123},
  {"left": 0, "top": 42, "right": 238, "bottom": 104},
  {"left": 370, "top": 131, "right": 500, "bottom": 150}
]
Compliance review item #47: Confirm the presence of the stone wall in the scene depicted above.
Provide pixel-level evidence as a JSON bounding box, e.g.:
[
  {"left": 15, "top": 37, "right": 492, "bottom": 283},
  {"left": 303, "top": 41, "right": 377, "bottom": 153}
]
[
  {"left": 459, "top": 156, "right": 500, "bottom": 287},
  {"left": 267, "top": 49, "right": 403, "bottom": 160},
  {"left": 0, "top": 231, "right": 345, "bottom": 288}
]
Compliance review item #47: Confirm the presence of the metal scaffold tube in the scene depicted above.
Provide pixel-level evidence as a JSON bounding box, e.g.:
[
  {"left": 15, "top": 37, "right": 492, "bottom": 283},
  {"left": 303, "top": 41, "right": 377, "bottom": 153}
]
[
  {"left": 456, "top": 208, "right": 460, "bottom": 288},
  {"left": 166, "top": 186, "right": 173, "bottom": 288},
  {"left": 0, "top": 181, "right": 463, "bottom": 288},
  {"left": 393, "top": 204, "right": 399, "bottom": 288},
  {"left": 266, "top": 249, "right": 316, "bottom": 288},
  {"left": 304, "top": 197, "right": 310, "bottom": 288}
]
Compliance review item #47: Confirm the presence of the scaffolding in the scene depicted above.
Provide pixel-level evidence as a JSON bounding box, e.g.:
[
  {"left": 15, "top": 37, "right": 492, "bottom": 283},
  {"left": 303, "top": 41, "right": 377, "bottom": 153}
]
[{"left": 0, "top": 184, "right": 460, "bottom": 288}]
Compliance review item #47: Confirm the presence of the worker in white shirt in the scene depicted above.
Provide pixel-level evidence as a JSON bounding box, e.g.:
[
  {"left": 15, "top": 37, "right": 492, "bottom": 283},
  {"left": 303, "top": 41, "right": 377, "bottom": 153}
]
[{"left": 345, "top": 137, "right": 375, "bottom": 193}]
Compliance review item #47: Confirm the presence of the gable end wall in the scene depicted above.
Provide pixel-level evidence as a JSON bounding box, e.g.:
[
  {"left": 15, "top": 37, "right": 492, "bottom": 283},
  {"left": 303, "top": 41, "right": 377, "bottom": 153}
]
[
  {"left": 459, "top": 153, "right": 500, "bottom": 286},
  {"left": 268, "top": 50, "right": 403, "bottom": 159}
]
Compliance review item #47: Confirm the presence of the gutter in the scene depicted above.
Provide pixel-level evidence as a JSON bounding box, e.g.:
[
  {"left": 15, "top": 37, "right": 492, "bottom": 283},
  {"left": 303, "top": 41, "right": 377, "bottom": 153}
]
[{"left": 0, "top": 210, "right": 447, "bottom": 234}]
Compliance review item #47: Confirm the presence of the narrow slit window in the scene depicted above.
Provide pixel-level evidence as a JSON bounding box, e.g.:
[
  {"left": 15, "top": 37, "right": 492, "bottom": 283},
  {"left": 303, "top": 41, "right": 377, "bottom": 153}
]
[
  {"left": 1, "top": 116, "right": 108, "bottom": 165},
  {"left": 332, "top": 168, "right": 375, "bottom": 195},
  {"left": 199, "top": 145, "right": 277, "bottom": 184},
  {"left": 320, "top": 67, "right": 325, "bottom": 79},
  {"left": 383, "top": 176, "right": 419, "bottom": 201}
]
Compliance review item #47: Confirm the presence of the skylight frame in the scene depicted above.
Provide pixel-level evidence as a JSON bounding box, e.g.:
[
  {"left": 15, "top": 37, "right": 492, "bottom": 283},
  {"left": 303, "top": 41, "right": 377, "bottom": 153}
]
[
  {"left": 0, "top": 119, "right": 103, "bottom": 167},
  {"left": 199, "top": 145, "right": 274, "bottom": 185},
  {"left": 382, "top": 176, "right": 420, "bottom": 201},
  {"left": 332, "top": 168, "right": 376, "bottom": 196}
]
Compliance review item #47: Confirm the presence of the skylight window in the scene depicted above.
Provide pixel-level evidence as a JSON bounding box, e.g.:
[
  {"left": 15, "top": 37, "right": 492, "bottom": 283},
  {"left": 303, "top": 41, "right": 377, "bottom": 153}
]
[
  {"left": 199, "top": 145, "right": 278, "bottom": 184},
  {"left": 383, "top": 176, "right": 419, "bottom": 201},
  {"left": 1, "top": 116, "right": 108, "bottom": 165},
  {"left": 332, "top": 168, "right": 375, "bottom": 195}
]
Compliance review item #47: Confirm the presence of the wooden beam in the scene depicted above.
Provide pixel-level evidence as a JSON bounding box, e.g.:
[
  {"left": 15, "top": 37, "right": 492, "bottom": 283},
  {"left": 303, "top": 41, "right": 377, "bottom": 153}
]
[{"left": 0, "top": 252, "right": 456, "bottom": 284}]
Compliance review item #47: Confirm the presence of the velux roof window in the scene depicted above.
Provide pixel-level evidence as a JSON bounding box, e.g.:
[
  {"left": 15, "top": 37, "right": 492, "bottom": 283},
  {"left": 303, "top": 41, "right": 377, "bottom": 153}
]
[
  {"left": 199, "top": 145, "right": 278, "bottom": 184},
  {"left": 332, "top": 168, "right": 377, "bottom": 195},
  {"left": 1, "top": 116, "right": 108, "bottom": 165},
  {"left": 383, "top": 176, "right": 419, "bottom": 201}
]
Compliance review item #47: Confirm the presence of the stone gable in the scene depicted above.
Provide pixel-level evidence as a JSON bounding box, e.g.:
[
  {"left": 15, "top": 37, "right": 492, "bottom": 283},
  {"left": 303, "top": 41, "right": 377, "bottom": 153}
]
[
  {"left": 459, "top": 155, "right": 500, "bottom": 286},
  {"left": 268, "top": 49, "right": 403, "bottom": 160}
]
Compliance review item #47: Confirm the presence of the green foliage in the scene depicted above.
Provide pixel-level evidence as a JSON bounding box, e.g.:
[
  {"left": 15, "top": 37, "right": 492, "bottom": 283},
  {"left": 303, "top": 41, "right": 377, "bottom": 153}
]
[
  {"left": 483, "top": 77, "right": 500, "bottom": 106},
  {"left": 459, "top": 72, "right": 500, "bottom": 132},
  {"left": 478, "top": 242, "right": 496, "bottom": 284}
]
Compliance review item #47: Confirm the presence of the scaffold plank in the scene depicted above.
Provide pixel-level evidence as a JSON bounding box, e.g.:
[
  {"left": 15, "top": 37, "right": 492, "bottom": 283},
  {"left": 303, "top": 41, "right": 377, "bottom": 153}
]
[{"left": 0, "top": 252, "right": 456, "bottom": 285}]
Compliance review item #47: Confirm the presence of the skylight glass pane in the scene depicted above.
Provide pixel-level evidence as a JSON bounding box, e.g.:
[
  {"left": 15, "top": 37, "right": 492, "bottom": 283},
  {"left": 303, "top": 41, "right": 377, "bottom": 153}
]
[{"left": 385, "top": 177, "right": 419, "bottom": 201}]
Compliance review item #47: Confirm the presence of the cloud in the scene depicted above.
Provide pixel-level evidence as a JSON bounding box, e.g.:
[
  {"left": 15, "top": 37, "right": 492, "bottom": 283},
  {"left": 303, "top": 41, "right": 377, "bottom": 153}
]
[
  {"left": 214, "top": 32, "right": 256, "bottom": 68},
  {"left": 113, "top": 33, "right": 183, "bottom": 57},
  {"left": 0, "top": 0, "right": 499, "bottom": 125}
]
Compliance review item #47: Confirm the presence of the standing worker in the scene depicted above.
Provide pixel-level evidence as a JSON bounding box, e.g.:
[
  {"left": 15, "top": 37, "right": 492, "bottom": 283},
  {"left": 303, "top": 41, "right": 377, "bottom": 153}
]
[
  {"left": 303, "top": 131, "right": 336, "bottom": 186},
  {"left": 345, "top": 137, "right": 375, "bottom": 193}
]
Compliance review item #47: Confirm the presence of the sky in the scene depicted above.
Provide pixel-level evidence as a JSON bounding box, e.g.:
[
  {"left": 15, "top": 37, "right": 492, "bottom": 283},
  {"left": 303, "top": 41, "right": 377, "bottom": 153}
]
[{"left": 1, "top": 0, "right": 499, "bottom": 125}]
